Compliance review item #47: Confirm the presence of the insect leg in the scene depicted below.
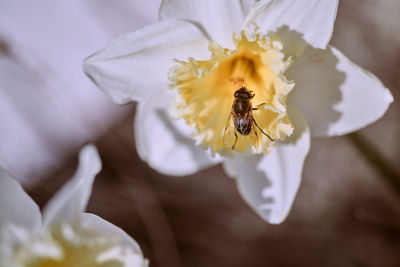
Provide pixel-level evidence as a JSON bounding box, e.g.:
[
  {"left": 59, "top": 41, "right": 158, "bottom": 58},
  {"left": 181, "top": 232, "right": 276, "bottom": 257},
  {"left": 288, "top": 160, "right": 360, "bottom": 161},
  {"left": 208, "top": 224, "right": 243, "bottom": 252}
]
[
  {"left": 253, "top": 126, "right": 259, "bottom": 150},
  {"left": 232, "top": 131, "right": 238, "bottom": 150},
  {"left": 252, "top": 102, "right": 266, "bottom": 110},
  {"left": 252, "top": 118, "right": 274, "bottom": 142}
]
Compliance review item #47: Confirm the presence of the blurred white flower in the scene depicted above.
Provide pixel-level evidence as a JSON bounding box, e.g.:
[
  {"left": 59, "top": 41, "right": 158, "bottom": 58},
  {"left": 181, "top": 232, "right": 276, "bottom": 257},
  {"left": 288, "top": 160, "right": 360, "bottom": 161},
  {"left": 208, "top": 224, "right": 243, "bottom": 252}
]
[
  {"left": 0, "top": 0, "right": 160, "bottom": 184},
  {"left": 0, "top": 145, "right": 148, "bottom": 267},
  {"left": 83, "top": 0, "right": 393, "bottom": 223}
]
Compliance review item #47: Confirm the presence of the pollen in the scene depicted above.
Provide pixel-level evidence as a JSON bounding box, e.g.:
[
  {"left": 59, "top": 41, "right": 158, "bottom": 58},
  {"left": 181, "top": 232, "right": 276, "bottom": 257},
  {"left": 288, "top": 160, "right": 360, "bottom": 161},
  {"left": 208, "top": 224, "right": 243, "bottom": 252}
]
[{"left": 169, "top": 30, "right": 294, "bottom": 155}]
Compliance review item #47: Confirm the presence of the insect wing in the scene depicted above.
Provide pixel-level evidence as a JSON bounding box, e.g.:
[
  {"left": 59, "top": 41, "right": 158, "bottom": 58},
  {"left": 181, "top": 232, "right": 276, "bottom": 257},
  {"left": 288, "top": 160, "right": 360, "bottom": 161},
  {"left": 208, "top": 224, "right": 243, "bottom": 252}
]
[
  {"left": 223, "top": 117, "right": 236, "bottom": 149},
  {"left": 244, "top": 122, "right": 260, "bottom": 151}
]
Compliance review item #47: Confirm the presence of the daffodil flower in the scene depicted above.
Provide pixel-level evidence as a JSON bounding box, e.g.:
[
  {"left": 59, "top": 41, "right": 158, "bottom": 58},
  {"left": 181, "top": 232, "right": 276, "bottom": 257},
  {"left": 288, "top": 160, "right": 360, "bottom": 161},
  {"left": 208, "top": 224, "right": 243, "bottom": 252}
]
[
  {"left": 0, "top": 145, "right": 148, "bottom": 267},
  {"left": 83, "top": 0, "right": 393, "bottom": 223}
]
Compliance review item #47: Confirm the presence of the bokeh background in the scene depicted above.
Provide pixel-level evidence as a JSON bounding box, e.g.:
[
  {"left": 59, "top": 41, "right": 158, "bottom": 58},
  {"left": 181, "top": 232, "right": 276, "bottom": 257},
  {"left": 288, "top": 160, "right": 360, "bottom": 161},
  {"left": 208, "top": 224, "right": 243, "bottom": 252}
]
[{"left": 1, "top": 0, "right": 399, "bottom": 266}]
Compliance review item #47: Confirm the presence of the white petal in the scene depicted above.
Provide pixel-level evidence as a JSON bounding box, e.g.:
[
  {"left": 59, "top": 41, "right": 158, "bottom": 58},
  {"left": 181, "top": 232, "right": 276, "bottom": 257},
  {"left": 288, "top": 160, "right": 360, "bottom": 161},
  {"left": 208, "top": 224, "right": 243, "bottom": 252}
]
[
  {"left": 159, "top": 0, "right": 257, "bottom": 48},
  {"left": 287, "top": 45, "right": 393, "bottom": 136},
  {"left": 83, "top": 20, "right": 209, "bottom": 105},
  {"left": 0, "top": 169, "right": 41, "bottom": 232},
  {"left": 42, "top": 145, "right": 102, "bottom": 229},
  {"left": 0, "top": 0, "right": 146, "bottom": 183},
  {"left": 244, "top": 0, "right": 338, "bottom": 52},
  {"left": 223, "top": 109, "right": 310, "bottom": 224},
  {"left": 135, "top": 100, "right": 221, "bottom": 176},
  {"left": 78, "top": 213, "right": 148, "bottom": 267}
]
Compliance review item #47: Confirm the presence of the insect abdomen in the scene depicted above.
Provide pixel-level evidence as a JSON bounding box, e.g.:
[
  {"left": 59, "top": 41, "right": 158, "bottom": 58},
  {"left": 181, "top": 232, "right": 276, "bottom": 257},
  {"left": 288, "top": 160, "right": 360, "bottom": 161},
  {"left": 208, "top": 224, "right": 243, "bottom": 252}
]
[{"left": 234, "top": 117, "right": 252, "bottom": 135}]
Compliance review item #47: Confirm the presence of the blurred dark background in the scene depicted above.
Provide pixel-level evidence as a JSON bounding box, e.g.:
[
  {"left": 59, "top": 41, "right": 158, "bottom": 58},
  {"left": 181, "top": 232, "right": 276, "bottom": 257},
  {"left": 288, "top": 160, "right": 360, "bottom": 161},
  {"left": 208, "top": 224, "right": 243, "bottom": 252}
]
[{"left": 1, "top": 0, "right": 399, "bottom": 266}]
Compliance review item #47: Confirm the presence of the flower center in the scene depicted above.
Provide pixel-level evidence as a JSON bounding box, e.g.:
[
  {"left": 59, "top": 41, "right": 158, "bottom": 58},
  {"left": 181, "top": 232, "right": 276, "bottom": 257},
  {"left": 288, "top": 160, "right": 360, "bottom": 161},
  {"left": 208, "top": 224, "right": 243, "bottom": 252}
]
[
  {"left": 169, "top": 31, "right": 294, "bottom": 155},
  {"left": 6, "top": 223, "right": 143, "bottom": 267}
]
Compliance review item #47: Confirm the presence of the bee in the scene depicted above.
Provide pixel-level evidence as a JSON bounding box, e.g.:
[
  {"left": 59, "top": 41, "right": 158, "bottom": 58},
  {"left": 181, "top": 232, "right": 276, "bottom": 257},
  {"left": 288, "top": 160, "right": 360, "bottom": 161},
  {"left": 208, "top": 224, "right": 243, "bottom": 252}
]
[{"left": 223, "top": 86, "right": 274, "bottom": 150}]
